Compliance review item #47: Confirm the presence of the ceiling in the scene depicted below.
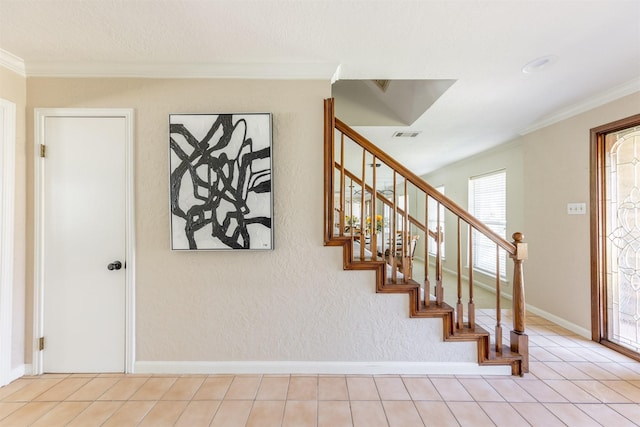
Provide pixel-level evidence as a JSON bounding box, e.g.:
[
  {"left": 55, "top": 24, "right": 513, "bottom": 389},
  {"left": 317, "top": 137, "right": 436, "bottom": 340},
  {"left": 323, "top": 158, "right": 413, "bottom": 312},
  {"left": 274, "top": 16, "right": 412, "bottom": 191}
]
[{"left": 1, "top": 0, "right": 639, "bottom": 175}]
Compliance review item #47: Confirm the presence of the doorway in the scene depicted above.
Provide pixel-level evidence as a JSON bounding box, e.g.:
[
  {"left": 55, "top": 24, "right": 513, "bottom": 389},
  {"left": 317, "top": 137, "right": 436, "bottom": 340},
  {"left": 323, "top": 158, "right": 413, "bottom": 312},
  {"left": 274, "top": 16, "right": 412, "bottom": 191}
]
[
  {"left": 0, "top": 98, "right": 16, "bottom": 386},
  {"left": 33, "top": 109, "right": 136, "bottom": 374},
  {"left": 591, "top": 113, "right": 640, "bottom": 361}
]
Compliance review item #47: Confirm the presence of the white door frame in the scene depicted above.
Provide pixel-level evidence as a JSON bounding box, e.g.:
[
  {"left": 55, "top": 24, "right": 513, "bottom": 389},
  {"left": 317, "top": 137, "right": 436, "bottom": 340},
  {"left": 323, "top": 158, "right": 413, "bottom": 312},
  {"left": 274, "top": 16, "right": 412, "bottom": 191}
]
[
  {"left": 33, "top": 108, "right": 136, "bottom": 374},
  {"left": 0, "top": 98, "right": 16, "bottom": 386}
]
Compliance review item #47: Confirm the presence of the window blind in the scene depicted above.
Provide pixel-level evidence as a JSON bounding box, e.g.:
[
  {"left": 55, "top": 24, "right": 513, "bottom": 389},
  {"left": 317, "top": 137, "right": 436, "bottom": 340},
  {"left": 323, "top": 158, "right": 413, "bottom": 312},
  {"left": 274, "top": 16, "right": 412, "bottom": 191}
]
[{"left": 469, "top": 171, "right": 506, "bottom": 277}]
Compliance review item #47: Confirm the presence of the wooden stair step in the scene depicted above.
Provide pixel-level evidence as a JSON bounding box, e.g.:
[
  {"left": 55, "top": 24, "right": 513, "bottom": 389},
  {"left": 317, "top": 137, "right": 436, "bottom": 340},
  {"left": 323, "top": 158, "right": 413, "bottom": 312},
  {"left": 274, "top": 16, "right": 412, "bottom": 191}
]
[
  {"left": 484, "top": 348, "right": 522, "bottom": 363},
  {"left": 482, "top": 348, "right": 523, "bottom": 376},
  {"left": 412, "top": 303, "right": 454, "bottom": 318},
  {"left": 448, "top": 324, "right": 491, "bottom": 341}
]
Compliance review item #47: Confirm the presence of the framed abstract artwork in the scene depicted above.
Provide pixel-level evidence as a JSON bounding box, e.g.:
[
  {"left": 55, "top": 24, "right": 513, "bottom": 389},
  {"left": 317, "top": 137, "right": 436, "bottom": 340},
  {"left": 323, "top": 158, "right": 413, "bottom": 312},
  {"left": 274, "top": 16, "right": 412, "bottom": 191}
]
[{"left": 169, "top": 113, "right": 273, "bottom": 250}]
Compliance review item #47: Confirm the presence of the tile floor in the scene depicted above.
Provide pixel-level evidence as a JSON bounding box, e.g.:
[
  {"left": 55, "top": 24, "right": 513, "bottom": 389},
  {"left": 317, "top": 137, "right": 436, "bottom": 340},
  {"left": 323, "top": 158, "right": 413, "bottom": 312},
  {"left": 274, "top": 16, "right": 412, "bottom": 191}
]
[{"left": 1, "top": 312, "right": 639, "bottom": 426}]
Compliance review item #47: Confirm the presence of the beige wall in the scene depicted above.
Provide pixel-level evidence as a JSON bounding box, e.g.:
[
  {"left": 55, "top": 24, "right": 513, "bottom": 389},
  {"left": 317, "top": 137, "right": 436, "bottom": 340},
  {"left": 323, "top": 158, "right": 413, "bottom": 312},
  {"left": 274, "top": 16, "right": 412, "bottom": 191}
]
[
  {"left": 0, "top": 66, "right": 27, "bottom": 371},
  {"left": 522, "top": 92, "right": 640, "bottom": 332},
  {"left": 18, "top": 75, "right": 636, "bottom": 368},
  {"left": 24, "top": 77, "right": 474, "bottom": 367},
  {"left": 422, "top": 139, "right": 524, "bottom": 296},
  {"left": 423, "top": 91, "right": 640, "bottom": 334}
]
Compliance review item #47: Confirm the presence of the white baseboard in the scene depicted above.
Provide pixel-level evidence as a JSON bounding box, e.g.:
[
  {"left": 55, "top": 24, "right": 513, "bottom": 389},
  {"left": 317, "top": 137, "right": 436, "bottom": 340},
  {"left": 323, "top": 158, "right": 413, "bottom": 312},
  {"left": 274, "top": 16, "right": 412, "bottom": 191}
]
[
  {"left": 441, "top": 267, "right": 591, "bottom": 339},
  {"left": 8, "top": 364, "right": 26, "bottom": 383},
  {"left": 135, "top": 361, "right": 511, "bottom": 376},
  {"left": 524, "top": 304, "right": 591, "bottom": 339}
]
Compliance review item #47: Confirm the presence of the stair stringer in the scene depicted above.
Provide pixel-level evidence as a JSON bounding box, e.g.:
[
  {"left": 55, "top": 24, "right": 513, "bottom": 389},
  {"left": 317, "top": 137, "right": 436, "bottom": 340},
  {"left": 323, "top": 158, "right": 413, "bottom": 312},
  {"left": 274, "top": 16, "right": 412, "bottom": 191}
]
[{"left": 327, "top": 236, "right": 523, "bottom": 376}]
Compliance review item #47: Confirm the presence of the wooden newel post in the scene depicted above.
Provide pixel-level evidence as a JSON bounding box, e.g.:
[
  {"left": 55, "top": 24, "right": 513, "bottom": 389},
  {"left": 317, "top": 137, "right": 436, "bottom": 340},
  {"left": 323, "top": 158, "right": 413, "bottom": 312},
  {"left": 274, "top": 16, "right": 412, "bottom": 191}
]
[{"left": 510, "top": 232, "right": 529, "bottom": 374}]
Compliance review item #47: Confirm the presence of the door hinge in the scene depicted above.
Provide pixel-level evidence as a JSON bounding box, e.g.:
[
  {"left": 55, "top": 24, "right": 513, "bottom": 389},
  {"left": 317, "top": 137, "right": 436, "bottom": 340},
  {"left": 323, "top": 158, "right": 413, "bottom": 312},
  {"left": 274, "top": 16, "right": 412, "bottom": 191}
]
[
  {"left": 38, "top": 337, "right": 45, "bottom": 351},
  {"left": 40, "top": 144, "right": 46, "bottom": 158}
]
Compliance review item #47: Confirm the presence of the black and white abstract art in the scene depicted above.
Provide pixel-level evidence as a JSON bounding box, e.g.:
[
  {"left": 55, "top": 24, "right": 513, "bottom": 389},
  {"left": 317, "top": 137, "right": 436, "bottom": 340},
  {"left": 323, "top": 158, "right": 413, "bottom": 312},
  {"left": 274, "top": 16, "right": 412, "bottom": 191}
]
[{"left": 169, "top": 113, "right": 273, "bottom": 250}]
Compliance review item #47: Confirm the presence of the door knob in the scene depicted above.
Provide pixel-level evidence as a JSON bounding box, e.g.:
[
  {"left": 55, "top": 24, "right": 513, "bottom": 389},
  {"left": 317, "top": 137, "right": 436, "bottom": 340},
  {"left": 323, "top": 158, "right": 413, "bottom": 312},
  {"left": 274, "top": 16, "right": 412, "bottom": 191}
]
[{"left": 107, "top": 261, "right": 123, "bottom": 271}]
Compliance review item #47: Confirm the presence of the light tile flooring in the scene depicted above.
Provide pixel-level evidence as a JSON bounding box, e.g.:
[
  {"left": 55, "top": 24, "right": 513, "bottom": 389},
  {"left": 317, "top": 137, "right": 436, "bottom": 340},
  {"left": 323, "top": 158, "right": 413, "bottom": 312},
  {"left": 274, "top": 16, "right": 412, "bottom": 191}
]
[{"left": 1, "top": 313, "right": 640, "bottom": 426}]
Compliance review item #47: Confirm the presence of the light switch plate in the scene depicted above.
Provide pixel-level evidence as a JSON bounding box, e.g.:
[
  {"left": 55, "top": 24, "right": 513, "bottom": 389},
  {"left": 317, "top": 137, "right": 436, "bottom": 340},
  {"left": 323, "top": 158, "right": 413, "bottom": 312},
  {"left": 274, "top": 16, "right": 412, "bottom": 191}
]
[{"left": 567, "top": 202, "right": 586, "bottom": 215}]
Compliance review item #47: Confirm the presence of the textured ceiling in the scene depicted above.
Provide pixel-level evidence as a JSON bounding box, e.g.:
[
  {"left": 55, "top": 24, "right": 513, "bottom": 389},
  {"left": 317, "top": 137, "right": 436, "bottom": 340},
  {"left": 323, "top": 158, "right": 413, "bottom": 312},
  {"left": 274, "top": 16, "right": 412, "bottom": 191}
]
[{"left": 1, "top": 0, "right": 639, "bottom": 174}]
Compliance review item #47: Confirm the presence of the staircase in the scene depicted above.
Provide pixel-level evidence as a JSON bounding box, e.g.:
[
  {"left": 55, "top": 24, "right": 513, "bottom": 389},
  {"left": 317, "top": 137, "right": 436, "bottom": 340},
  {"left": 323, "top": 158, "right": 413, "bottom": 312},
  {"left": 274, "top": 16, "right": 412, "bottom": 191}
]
[{"left": 323, "top": 98, "right": 529, "bottom": 376}]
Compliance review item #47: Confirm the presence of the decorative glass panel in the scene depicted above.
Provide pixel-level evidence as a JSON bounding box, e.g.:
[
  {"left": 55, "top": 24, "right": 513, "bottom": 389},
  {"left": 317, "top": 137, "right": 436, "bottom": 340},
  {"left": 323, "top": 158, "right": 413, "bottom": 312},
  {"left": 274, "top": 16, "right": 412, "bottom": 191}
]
[{"left": 605, "top": 127, "right": 640, "bottom": 353}]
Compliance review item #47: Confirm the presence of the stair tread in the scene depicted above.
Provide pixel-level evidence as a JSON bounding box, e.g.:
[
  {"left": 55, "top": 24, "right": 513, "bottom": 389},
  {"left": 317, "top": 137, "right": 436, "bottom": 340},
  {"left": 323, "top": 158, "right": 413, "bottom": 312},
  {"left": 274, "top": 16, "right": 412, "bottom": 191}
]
[
  {"left": 413, "top": 303, "right": 455, "bottom": 317},
  {"left": 485, "top": 348, "right": 522, "bottom": 362},
  {"left": 450, "top": 325, "right": 491, "bottom": 339}
]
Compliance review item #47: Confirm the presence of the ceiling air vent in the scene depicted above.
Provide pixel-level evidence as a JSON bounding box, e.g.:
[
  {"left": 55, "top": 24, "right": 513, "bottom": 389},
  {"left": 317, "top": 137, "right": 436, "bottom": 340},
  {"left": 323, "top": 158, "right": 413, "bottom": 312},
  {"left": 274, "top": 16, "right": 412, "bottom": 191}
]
[
  {"left": 392, "top": 131, "right": 421, "bottom": 138},
  {"left": 372, "top": 80, "right": 390, "bottom": 92}
]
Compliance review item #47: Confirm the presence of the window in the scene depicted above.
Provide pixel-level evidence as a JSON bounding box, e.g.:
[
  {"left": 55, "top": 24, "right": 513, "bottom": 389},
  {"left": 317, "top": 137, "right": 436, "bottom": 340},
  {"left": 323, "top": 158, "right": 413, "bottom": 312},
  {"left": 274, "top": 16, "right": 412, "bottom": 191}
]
[
  {"left": 428, "top": 186, "right": 445, "bottom": 256},
  {"left": 469, "top": 171, "right": 506, "bottom": 277}
]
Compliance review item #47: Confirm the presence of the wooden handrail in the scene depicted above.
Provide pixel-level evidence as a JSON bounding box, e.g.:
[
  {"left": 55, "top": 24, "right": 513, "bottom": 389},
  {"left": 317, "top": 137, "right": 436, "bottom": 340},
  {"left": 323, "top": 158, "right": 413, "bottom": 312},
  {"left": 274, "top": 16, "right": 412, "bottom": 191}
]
[{"left": 335, "top": 117, "right": 517, "bottom": 255}]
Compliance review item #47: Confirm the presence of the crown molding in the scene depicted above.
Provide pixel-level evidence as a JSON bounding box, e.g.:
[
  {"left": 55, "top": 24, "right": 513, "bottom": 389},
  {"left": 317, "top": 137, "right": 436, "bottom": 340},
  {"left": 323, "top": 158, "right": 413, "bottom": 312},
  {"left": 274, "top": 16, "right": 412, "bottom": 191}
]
[
  {"left": 331, "top": 64, "right": 342, "bottom": 84},
  {"left": 519, "top": 77, "right": 640, "bottom": 135},
  {"left": 0, "top": 49, "right": 26, "bottom": 77},
  {"left": 23, "top": 61, "right": 340, "bottom": 80}
]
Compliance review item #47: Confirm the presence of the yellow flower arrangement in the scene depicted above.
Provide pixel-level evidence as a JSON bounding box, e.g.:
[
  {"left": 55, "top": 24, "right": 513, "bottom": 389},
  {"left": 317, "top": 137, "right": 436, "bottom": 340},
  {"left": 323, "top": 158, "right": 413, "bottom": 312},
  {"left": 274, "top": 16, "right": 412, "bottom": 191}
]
[
  {"left": 345, "top": 215, "right": 359, "bottom": 226},
  {"left": 366, "top": 214, "right": 383, "bottom": 232}
]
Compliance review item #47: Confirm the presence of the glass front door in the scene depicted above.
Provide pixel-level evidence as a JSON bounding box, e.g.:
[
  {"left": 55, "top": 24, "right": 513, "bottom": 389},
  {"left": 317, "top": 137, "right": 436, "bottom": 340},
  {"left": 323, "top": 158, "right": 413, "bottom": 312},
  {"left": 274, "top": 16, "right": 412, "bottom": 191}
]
[{"left": 592, "top": 114, "right": 640, "bottom": 360}]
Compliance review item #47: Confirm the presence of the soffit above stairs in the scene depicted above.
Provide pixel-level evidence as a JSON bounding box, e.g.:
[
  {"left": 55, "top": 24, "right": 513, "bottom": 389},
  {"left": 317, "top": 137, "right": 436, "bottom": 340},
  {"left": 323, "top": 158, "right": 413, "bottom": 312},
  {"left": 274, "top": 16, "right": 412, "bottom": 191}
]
[{"left": 332, "top": 79, "right": 456, "bottom": 127}]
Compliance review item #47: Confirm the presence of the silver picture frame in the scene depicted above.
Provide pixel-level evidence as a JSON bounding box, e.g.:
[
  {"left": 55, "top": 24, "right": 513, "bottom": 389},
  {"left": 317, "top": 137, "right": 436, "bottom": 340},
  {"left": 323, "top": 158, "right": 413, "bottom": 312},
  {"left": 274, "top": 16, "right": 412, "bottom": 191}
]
[{"left": 169, "top": 113, "right": 273, "bottom": 250}]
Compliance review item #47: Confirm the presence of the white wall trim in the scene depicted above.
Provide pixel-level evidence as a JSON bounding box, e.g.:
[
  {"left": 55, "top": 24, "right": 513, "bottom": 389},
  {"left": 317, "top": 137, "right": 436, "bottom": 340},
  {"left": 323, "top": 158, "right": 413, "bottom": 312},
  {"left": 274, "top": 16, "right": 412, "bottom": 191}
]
[
  {"left": 9, "top": 364, "right": 26, "bottom": 384},
  {"left": 135, "top": 361, "right": 511, "bottom": 376},
  {"left": 524, "top": 304, "right": 591, "bottom": 339},
  {"left": 0, "top": 49, "right": 26, "bottom": 77},
  {"left": 24, "top": 61, "right": 340, "bottom": 80},
  {"left": 0, "top": 98, "right": 16, "bottom": 387},
  {"left": 33, "top": 108, "right": 136, "bottom": 375},
  {"left": 123, "top": 110, "right": 137, "bottom": 374},
  {"left": 519, "top": 77, "right": 640, "bottom": 135}
]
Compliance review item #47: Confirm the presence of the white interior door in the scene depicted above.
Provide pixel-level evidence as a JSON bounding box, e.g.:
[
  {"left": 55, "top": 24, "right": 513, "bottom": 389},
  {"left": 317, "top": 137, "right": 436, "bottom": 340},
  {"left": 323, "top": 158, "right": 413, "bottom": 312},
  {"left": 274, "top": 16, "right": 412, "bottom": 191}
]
[{"left": 42, "top": 115, "right": 127, "bottom": 373}]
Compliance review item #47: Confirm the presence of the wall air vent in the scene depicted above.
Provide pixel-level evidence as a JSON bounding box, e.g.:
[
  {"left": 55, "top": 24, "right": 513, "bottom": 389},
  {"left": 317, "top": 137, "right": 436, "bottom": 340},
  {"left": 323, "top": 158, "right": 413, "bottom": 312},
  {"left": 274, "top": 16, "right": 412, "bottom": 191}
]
[
  {"left": 392, "top": 131, "right": 421, "bottom": 138},
  {"left": 372, "top": 80, "right": 390, "bottom": 92}
]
